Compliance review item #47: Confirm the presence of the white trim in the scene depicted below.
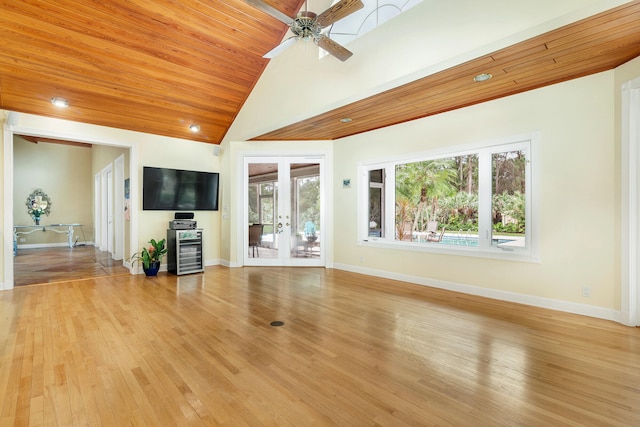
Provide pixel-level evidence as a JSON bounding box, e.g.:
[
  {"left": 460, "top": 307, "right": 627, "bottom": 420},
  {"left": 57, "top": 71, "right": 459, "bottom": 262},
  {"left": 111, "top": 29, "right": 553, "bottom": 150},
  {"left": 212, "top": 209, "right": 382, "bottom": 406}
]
[
  {"left": 358, "top": 132, "right": 536, "bottom": 168},
  {"left": 620, "top": 77, "right": 640, "bottom": 326},
  {"left": 2, "top": 112, "right": 140, "bottom": 289},
  {"left": 17, "top": 242, "right": 95, "bottom": 250},
  {"left": 242, "top": 156, "right": 326, "bottom": 267},
  {"left": 204, "top": 258, "right": 222, "bottom": 267},
  {"left": 334, "top": 263, "right": 619, "bottom": 322},
  {"left": 2, "top": 120, "right": 15, "bottom": 290},
  {"left": 358, "top": 132, "right": 540, "bottom": 263},
  {"left": 100, "top": 164, "right": 113, "bottom": 252},
  {"left": 94, "top": 172, "right": 102, "bottom": 249},
  {"left": 114, "top": 154, "right": 125, "bottom": 260},
  {"left": 234, "top": 144, "right": 333, "bottom": 268}
]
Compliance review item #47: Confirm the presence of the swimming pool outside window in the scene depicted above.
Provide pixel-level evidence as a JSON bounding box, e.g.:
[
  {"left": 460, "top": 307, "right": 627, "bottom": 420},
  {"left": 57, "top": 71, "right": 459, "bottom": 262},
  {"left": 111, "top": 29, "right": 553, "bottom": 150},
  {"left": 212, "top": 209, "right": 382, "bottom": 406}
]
[{"left": 359, "top": 134, "right": 538, "bottom": 261}]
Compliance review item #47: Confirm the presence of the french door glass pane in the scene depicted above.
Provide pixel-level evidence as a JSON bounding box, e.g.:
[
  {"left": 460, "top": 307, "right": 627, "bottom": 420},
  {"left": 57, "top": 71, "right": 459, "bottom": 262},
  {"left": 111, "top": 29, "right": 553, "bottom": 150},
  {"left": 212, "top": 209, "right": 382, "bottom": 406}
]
[
  {"left": 247, "top": 163, "right": 279, "bottom": 259},
  {"left": 247, "top": 160, "right": 323, "bottom": 263},
  {"left": 291, "top": 163, "right": 320, "bottom": 258},
  {"left": 248, "top": 184, "right": 259, "bottom": 224}
]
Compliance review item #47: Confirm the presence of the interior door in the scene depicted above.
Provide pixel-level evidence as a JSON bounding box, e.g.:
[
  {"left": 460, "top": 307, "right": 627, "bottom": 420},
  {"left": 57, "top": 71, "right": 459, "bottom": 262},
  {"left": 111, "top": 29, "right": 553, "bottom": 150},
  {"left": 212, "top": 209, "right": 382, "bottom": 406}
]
[
  {"left": 244, "top": 157, "right": 324, "bottom": 266},
  {"left": 94, "top": 172, "right": 101, "bottom": 249},
  {"left": 113, "top": 155, "right": 124, "bottom": 260},
  {"left": 100, "top": 164, "right": 112, "bottom": 252},
  {"left": 107, "top": 168, "right": 113, "bottom": 254}
]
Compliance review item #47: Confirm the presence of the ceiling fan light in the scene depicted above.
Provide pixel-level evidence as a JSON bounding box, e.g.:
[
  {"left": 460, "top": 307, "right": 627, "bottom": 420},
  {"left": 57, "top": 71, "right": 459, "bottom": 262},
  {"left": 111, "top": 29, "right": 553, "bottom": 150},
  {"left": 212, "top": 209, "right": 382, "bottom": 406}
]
[
  {"left": 473, "top": 73, "right": 492, "bottom": 82},
  {"left": 50, "top": 97, "right": 69, "bottom": 108}
]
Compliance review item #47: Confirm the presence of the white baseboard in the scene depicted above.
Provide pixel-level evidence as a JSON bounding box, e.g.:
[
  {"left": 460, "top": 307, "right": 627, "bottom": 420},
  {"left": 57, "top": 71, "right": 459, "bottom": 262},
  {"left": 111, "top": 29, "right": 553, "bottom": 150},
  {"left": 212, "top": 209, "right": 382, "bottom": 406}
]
[
  {"left": 220, "top": 259, "right": 242, "bottom": 267},
  {"left": 16, "top": 242, "right": 95, "bottom": 250},
  {"left": 333, "top": 263, "right": 620, "bottom": 324}
]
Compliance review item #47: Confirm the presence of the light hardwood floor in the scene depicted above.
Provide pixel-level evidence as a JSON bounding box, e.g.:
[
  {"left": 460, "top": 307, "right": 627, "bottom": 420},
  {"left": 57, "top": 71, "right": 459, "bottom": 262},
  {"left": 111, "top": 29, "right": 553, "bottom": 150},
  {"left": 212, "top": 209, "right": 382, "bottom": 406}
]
[
  {"left": 13, "top": 247, "right": 130, "bottom": 287},
  {"left": 1, "top": 266, "right": 639, "bottom": 426}
]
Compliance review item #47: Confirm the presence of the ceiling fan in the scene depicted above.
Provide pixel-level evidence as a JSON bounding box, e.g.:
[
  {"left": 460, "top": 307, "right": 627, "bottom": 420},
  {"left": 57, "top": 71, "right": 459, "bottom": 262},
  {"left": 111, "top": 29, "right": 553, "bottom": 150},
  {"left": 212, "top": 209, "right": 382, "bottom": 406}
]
[{"left": 245, "top": 0, "right": 364, "bottom": 61}]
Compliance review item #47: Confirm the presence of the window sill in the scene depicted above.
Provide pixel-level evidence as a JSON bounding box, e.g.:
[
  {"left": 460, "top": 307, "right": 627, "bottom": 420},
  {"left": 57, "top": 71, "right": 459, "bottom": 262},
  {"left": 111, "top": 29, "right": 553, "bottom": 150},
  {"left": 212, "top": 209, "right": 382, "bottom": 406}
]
[{"left": 359, "top": 238, "right": 540, "bottom": 263}]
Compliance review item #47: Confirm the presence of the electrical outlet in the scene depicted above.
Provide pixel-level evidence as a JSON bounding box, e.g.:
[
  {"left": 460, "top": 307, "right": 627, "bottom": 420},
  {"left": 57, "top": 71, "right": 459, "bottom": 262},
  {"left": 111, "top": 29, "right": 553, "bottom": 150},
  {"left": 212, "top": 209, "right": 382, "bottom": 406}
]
[
  {"left": 582, "top": 286, "right": 591, "bottom": 297},
  {"left": 19, "top": 238, "right": 26, "bottom": 242}
]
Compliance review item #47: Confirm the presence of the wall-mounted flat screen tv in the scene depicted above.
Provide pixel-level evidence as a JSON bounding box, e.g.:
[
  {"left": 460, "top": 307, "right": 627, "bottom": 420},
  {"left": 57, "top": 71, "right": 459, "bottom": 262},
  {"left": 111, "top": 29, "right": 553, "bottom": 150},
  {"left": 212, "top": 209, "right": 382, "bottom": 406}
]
[{"left": 143, "top": 166, "right": 219, "bottom": 211}]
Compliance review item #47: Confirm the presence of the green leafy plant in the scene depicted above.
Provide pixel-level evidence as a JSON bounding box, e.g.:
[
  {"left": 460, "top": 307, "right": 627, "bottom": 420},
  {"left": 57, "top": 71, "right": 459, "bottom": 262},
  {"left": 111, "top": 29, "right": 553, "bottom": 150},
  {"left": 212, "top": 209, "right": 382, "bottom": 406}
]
[{"left": 131, "top": 238, "right": 167, "bottom": 269}]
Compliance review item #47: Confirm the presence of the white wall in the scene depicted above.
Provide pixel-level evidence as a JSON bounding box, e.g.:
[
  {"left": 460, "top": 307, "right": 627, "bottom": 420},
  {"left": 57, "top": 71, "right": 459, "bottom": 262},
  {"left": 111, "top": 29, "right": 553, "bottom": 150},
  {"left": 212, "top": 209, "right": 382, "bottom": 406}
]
[
  {"left": 333, "top": 71, "right": 618, "bottom": 317},
  {"left": 221, "top": 0, "right": 633, "bottom": 267},
  {"left": 1, "top": 0, "right": 637, "bottom": 319},
  {"left": 226, "top": 0, "right": 629, "bottom": 141},
  {"left": 211, "top": 1, "right": 638, "bottom": 321},
  {"left": 1, "top": 113, "right": 222, "bottom": 288},
  {"left": 13, "top": 136, "right": 94, "bottom": 246},
  {"left": 134, "top": 137, "right": 222, "bottom": 267},
  {"left": 226, "top": 140, "right": 333, "bottom": 266}
]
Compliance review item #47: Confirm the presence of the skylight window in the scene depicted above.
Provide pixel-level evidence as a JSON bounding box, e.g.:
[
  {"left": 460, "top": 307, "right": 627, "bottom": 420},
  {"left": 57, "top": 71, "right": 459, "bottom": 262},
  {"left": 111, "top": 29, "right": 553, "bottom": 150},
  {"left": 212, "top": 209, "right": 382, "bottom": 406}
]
[{"left": 321, "top": 0, "right": 422, "bottom": 57}]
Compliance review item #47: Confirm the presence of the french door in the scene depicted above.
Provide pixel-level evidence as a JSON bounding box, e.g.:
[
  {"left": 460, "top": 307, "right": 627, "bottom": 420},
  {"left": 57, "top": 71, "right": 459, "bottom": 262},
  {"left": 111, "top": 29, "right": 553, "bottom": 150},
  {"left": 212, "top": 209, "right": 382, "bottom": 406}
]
[{"left": 244, "top": 156, "right": 324, "bottom": 266}]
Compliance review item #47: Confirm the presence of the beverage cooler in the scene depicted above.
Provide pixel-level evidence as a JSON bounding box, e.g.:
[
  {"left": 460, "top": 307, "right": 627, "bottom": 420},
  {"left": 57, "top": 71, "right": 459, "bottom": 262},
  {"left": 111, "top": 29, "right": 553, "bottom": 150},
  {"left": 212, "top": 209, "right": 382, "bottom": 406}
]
[{"left": 167, "top": 229, "right": 204, "bottom": 275}]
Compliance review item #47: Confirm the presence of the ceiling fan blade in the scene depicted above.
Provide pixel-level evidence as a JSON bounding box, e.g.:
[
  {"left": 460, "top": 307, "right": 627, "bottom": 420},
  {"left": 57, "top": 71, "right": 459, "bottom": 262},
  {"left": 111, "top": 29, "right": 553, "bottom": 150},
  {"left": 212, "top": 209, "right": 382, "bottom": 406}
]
[
  {"left": 263, "top": 36, "right": 299, "bottom": 59},
  {"left": 243, "top": 0, "right": 294, "bottom": 24},
  {"left": 315, "top": 0, "right": 364, "bottom": 27},
  {"left": 315, "top": 35, "right": 353, "bottom": 61}
]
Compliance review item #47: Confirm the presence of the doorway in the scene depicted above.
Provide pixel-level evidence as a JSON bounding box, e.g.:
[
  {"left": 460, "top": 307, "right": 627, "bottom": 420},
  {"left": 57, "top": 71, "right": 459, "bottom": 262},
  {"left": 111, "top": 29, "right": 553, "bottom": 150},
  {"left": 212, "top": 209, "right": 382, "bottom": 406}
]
[
  {"left": 3, "top": 113, "right": 139, "bottom": 290},
  {"left": 244, "top": 157, "right": 324, "bottom": 266}
]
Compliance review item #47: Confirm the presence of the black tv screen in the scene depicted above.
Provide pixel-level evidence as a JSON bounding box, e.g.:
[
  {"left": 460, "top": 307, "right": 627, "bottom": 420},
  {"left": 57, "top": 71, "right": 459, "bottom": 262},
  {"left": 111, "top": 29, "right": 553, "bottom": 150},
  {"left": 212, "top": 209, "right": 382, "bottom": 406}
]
[{"left": 143, "top": 166, "right": 219, "bottom": 211}]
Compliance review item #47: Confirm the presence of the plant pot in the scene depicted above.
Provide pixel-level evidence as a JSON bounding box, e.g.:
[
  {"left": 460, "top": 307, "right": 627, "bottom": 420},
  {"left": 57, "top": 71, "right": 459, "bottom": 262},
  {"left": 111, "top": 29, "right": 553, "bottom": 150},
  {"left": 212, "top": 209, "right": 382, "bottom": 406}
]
[
  {"left": 143, "top": 261, "right": 161, "bottom": 276},
  {"left": 34, "top": 217, "right": 40, "bottom": 225}
]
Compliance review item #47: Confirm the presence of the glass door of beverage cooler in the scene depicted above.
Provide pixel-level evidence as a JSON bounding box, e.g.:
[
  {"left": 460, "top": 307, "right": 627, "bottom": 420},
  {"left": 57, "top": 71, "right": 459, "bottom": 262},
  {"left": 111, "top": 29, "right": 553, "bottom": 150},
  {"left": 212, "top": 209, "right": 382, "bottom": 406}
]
[{"left": 167, "top": 229, "right": 203, "bottom": 275}]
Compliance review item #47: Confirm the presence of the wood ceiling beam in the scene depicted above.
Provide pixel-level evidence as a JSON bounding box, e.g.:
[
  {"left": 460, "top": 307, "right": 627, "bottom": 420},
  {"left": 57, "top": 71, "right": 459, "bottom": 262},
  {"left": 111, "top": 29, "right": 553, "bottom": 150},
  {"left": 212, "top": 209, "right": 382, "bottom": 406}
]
[{"left": 19, "top": 135, "right": 93, "bottom": 148}]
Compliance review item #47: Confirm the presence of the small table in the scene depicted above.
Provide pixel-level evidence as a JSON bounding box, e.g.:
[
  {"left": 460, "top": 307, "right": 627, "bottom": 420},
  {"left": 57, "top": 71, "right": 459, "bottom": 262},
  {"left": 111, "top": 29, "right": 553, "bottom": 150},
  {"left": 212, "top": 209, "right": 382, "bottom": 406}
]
[{"left": 14, "top": 223, "right": 82, "bottom": 256}]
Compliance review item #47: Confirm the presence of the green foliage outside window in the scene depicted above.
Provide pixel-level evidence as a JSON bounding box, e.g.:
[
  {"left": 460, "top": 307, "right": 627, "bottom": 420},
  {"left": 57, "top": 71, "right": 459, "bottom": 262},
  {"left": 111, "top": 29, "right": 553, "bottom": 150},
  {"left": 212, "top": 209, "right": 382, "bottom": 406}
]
[
  {"left": 297, "top": 177, "right": 320, "bottom": 231},
  {"left": 394, "top": 151, "right": 526, "bottom": 237}
]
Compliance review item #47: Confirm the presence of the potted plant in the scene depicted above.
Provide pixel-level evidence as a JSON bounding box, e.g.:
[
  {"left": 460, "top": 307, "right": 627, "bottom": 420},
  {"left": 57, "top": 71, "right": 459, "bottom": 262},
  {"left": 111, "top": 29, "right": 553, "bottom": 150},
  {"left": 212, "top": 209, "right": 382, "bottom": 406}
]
[{"left": 131, "top": 238, "right": 167, "bottom": 276}]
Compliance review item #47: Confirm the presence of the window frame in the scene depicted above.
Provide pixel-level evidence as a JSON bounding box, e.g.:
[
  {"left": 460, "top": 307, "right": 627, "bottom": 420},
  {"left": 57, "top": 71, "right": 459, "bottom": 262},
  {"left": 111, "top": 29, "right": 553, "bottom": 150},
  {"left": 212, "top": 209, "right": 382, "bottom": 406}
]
[
  {"left": 357, "top": 133, "right": 540, "bottom": 263},
  {"left": 368, "top": 169, "right": 385, "bottom": 238}
]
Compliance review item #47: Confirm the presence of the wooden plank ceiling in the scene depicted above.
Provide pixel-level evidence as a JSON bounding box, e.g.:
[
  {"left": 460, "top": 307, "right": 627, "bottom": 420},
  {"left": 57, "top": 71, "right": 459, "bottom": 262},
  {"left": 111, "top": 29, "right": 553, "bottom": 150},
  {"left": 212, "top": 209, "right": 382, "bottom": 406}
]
[
  {"left": 0, "top": 0, "right": 304, "bottom": 144},
  {"left": 2, "top": 1, "right": 640, "bottom": 145},
  {"left": 255, "top": 0, "right": 640, "bottom": 140}
]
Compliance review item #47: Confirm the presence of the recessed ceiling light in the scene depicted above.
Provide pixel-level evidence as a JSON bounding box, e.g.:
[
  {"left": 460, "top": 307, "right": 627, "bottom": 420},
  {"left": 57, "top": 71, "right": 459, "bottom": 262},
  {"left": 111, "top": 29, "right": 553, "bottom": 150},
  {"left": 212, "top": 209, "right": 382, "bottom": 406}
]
[
  {"left": 50, "top": 97, "right": 69, "bottom": 108},
  {"left": 340, "top": 117, "right": 352, "bottom": 123},
  {"left": 189, "top": 124, "right": 200, "bottom": 132},
  {"left": 473, "top": 73, "right": 493, "bottom": 82}
]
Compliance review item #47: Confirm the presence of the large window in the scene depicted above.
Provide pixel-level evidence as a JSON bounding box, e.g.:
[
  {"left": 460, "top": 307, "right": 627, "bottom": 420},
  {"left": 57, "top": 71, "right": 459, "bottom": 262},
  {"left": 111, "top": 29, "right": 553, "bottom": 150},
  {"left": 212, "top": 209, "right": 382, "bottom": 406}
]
[{"left": 360, "top": 135, "right": 537, "bottom": 260}]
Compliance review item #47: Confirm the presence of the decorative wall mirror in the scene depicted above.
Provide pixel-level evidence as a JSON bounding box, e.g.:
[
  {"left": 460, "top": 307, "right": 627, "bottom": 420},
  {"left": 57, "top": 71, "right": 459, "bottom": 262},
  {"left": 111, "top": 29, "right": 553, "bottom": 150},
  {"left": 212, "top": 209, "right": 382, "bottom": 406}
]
[{"left": 26, "top": 189, "right": 52, "bottom": 225}]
